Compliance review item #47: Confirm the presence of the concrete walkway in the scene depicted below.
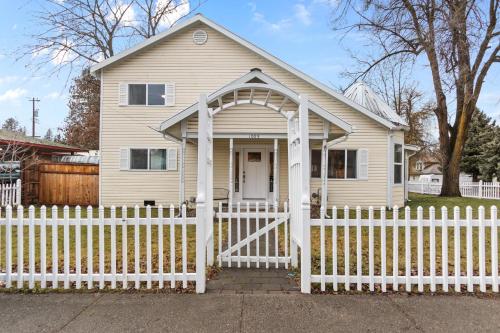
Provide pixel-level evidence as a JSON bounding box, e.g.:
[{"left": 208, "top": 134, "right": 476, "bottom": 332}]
[{"left": 1, "top": 292, "right": 500, "bottom": 332}]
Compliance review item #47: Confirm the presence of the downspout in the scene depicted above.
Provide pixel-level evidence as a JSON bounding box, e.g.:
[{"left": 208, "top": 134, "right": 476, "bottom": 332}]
[{"left": 387, "top": 131, "right": 394, "bottom": 208}]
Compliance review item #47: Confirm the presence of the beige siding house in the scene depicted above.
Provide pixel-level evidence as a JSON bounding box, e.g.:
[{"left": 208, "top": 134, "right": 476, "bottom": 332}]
[{"left": 91, "top": 15, "right": 415, "bottom": 209}]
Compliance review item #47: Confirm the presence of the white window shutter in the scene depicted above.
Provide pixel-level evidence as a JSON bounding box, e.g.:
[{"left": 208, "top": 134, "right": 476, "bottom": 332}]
[
  {"left": 120, "top": 148, "right": 129, "bottom": 170},
  {"left": 167, "top": 148, "right": 177, "bottom": 171},
  {"left": 165, "top": 83, "right": 175, "bottom": 106},
  {"left": 119, "top": 83, "right": 128, "bottom": 106},
  {"left": 358, "top": 149, "right": 368, "bottom": 179}
]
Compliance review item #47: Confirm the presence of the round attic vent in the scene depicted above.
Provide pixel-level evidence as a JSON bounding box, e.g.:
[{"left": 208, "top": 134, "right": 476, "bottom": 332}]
[{"left": 193, "top": 30, "right": 208, "bottom": 45}]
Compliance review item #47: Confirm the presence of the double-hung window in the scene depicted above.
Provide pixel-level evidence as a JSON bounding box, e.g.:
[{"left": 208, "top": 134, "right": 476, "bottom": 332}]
[
  {"left": 121, "top": 148, "right": 177, "bottom": 171},
  {"left": 311, "top": 149, "right": 366, "bottom": 179},
  {"left": 120, "top": 83, "right": 175, "bottom": 106},
  {"left": 393, "top": 143, "right": 403, "bottom": 184}
]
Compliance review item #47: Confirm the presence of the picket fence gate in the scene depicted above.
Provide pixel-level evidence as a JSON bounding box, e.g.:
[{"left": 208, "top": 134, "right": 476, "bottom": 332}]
[
  {"left": 408, "top": 181, "right": 500, "bottom": 199},
  {"left": 0, "top": 204, "right": 198, "bottom": 290},
  {"left": 310, "top": 205, "right": 499, "bottom": 293},
  {"left": 0, "top": 179, "right": 21, "bottom": 207},
  {"left": 215, "top": 202, "right": 290, "bottom": 269}
]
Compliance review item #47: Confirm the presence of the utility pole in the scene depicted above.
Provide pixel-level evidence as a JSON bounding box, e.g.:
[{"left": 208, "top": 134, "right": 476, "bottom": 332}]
[{"left": 28, "top": 97, "right": 40, "bottom": 137}]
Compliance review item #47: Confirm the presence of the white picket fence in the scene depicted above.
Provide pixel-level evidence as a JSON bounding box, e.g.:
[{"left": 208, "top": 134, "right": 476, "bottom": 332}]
[
  {"left": 310, "top": 205, "right": 499, "bottom": 293},
  {"left": 215, "top": 202, "right": 290, "bottom": 269},
  {"left": 0, "top": 204, "right": 197, "bottom": 290},
  {"left": 408, "top": 180, "right": 500, "bottom": 199},
  {"left": 0, "top": 179, "right": 21, "bottom": 206}
]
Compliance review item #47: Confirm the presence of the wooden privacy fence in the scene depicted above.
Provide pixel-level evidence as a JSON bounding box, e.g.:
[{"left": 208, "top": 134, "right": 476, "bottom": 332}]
[
  {"left": 408, "top": 180, "right": 500, "bottom": 199},
  {"left": 310, "top": 205, "right": 499, "bottom": 293},
  {"left": 0, "top": 204, "right": 201, "bottom": 291},
  {"left": 0, "top": 179, "right": 21, "bottom": 206},
  {"left": 38, "top": 162, "right": 98, "bottom": 206}
]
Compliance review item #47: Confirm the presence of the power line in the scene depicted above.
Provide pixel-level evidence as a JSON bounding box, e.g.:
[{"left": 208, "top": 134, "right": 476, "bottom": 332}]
[{"left": 28, "top": 97, "right": 40, "bottom": 137}]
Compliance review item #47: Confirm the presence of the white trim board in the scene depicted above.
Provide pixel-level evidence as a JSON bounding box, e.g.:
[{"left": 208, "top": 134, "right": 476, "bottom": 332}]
[
  {"left": 90, "top": 14, "right": 402, "bottom": 130},
  {"left": 158, "top": 70, "right": 353, "bottom": 135}
]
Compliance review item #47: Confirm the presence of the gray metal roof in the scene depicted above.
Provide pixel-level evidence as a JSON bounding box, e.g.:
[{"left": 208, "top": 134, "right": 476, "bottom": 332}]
[{"left": 344, "top": 82, "right": 407, "bottom": 126}]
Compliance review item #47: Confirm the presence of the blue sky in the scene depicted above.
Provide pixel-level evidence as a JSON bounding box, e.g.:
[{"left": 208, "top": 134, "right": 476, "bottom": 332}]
[{"left": 0, "top": 0, "right": 499, "bottom": 137}]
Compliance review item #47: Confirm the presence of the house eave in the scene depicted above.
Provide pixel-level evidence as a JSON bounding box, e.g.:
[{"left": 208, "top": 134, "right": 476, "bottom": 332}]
[{"left": 91, "top": 14, "right": 397, "bottom": 130}]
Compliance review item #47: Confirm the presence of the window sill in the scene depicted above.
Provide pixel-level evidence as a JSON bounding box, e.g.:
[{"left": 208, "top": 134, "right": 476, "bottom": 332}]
[
  {"left": 119, "top": 105, "right": 175, "bottom": 108},
  {"left": 122, "top": 169, "right": 175, "bottom": 172},
  {"left": 311, "top": 177, "right": 368, "bottom": 181}
]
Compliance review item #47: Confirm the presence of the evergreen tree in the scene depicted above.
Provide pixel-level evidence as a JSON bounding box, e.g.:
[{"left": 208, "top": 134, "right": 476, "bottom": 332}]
[
  {"left": 479, "top": 127, "right": 500, "bottom": 181},
  {"left": 43, "top": 128, "right": 54, "bottom": 141},
  {"left": 1, "top": 117, "right": 23, "bottom": 133},
  {"left": 460, "top": 110, "right": 495, "bottom": 181}
]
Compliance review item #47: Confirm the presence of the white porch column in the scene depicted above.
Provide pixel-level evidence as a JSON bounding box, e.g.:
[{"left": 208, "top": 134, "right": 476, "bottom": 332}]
[
  {"left": 228, "top": 138, "right": 234, "bottom": 206},
  {"left": 179, "top": 120, "right": 187, "bottom": 205},
  {"left": 206, "top": 108, "right": 214, "bottom": 266},
  {"left": 288, "top": 114, "right": 298, "bottom": 268},
  {"left": 273, "top": 138, "right": 279, "bottom": 207},
  {"left": 195, "top": 93, "right": 208, "bottom": 293},
  {"left": 299, "top": 94, "right": 311, "bottom": 294},
  {"left": 320, "top": 121, "right": 329, "bottom": 214}
]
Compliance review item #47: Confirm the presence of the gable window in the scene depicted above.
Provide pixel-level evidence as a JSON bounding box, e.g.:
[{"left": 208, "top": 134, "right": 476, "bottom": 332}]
[
  {"left": 121, "top": 83, "right": 175, "bottom": 106},
  {"left": 394, "top": 144, "right": 403, "bottom": 184},
  {"left": 311, "top": 149, "right": 360, "bottom": 179},
  {"left": 122, "top": 148, "right": 177, "bottom": 171}
]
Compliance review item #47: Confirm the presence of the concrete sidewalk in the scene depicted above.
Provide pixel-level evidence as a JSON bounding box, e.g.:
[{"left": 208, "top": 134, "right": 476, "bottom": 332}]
[{"left": 1, "top": 292, "right": 500, "bottom": 333}]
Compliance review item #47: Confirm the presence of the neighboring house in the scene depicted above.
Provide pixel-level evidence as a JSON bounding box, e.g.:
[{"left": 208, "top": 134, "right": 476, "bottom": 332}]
[
  {"left": 90, "top": 15, "right": 417, "bottom": 208},
  {"left": 0, "top": 129, "right": 87, "bottom": 203},
  {"left": 409, "top": 150, "right": 472, "bottom": 183}
]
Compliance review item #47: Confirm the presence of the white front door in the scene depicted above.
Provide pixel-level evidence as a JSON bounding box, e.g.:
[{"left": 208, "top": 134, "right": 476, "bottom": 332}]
[{"left": 243, "top": 148, "right": 267, "bottom": 199}]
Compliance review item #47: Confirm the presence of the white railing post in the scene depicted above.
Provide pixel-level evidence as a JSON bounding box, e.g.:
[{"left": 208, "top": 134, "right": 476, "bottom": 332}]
[
  {"left": 479, "top": 180, "right": 483, "bottom": 199},
  {"left": 15, "top": 179, "right": 21, "bottom": 206},
  {"left": 195, "top": 93, "right": 208, "bottom": 293}
]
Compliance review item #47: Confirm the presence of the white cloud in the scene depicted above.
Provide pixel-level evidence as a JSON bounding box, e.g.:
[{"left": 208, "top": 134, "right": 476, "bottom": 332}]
[
  {"left": 0, "top": 76, "right": 22, "bottom": 85},
  {"left": 0, "top": 88, "right": 28, "bottom": 102},
  {"left": 313, "top": 0, "right": 339, "bottom": 6},
  {"left": 44, "top": 91, "right": 66, "bottom": 100},
  {"left": 294, "top": 4, "right": 312, "bottom": 26},
  {"left": 249, "top": 3, "right": 292, "bottom": 32},
  {"left": 157, "top": 0, "right": 190, "bottom": 28}
]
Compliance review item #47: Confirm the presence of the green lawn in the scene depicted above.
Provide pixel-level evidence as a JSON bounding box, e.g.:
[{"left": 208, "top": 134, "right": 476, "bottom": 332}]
[{"left": 310, "top": 193, "right": 500, "bottom": 291}]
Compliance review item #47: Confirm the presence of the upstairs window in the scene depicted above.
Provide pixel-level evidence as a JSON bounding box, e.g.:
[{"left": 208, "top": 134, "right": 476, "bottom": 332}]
[{"left": 120, "top": 83, "right": 175, "bottom": 106}]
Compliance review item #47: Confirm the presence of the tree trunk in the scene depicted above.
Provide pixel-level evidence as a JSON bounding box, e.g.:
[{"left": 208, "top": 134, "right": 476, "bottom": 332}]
[{"left": 441, "top": 159, "right": 462, "bottom": 196}]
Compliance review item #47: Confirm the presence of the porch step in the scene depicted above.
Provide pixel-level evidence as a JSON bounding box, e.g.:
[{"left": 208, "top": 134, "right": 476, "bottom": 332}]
[{"left": 206, "top": 268, "right": 300, "bottom": 294}]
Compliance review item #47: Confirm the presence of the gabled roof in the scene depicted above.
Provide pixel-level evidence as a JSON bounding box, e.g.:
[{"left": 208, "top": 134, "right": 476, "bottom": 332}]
[
  {"left": 159, "top": 69, "right": 353, "bottom": 135},
  {"left": 91, "top": 14, "right": 404, "bottom": 130},
  {"left": 344, "top": 82, "right": 407, "bottom": 126}
]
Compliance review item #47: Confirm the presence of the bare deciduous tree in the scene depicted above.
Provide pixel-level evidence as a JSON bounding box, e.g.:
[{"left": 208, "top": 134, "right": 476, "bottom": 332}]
[
  {"left": 0, "top": 135, "right": 38, "bottom": 185},
  {"left": 133, "top": 0, "right": 204, "bottom": 38},
  {"left": 22, "top": 0, "right": 202, "bottom": 75},
  {"left": 362, "top": 56, "right": 434, "bottom": 147},
  {"left": 23, "top": 0, "right": 135, "bottom": 75},
  {"left": 332, "top": 0, "right": 499, "bottom": 196}
]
